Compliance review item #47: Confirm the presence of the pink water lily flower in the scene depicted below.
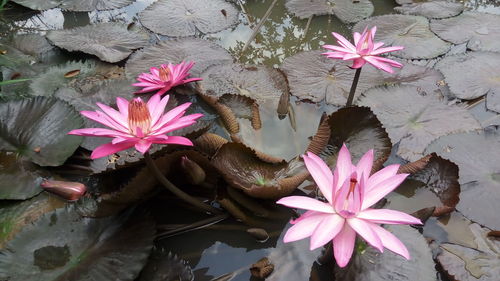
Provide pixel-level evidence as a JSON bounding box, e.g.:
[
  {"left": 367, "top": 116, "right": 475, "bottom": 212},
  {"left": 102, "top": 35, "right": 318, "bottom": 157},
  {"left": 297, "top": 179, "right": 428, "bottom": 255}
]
[
  {"left": 68, "top": 95, "right": 202, "bottom": 159},
  {"left": 277, "top": 145, "right": 422, "bottom": 267},
  {"left": 132, "top": 61, "right": 202, "bottom": 96},
  {"left": 322, "top": 26, "right": 404, "bottom": 73}
]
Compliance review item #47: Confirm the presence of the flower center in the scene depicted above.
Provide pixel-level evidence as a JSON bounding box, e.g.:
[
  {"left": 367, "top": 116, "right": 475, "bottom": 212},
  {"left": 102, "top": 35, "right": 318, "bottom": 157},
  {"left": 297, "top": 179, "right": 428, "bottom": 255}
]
[
  {"left": 128, "top": 98, "right": 151, "bottom": 136},
  {"left": 159, "top": 65, "right": 171, "bottom": 82}
]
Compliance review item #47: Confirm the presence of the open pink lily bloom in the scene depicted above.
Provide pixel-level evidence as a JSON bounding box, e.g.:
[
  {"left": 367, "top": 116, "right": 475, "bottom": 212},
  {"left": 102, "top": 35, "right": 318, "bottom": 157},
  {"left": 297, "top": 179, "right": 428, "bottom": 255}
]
[
  {"left": 322, "top": 26, "right": 404, "bottom": 73},
  {"left": 277, "top": 144, "right": 422, "bottom": 267},
  {"left": 68, "top": 95, "right": 202, "bottom": 159},
  {"left": 132, "top": 61, "right": 202, "bottom": 96}
]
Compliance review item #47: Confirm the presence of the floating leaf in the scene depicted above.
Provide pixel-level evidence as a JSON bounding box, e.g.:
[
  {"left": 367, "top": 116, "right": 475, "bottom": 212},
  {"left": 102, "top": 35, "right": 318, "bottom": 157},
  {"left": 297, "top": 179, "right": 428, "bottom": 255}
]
[
  {"left": 9, "top": 0, "right": 60, "bottom": 10},
  {"left": 11, "top": 34, "right": 56, "bottom": 62},
  {"left": 358, "top": 85, "right": 481, "bottom": 161},
  {"left": 336, "top": 225, "right": 437, "bottom": 281},
  {"left": 285, "top": 0, "right": 374, "bottom": 23},
  {"left": 0, "top": 208, "right": 155, "bottom": 281},
  {"left": 395, "top": 1, "right": 464, "bottom": 19},
  {"left": 126, "top": 38, "right": 232, "bottom": 79},
  {"left": 425, "top": 128, "right": 500, "bottom": 230},
  {"left": 10, "top": 0, "right": 133, "bottom": 11},
  {"left": 139, "top": 0, "right": 239, "bottom": 37},
  {"left": 0, "top": 97, "right": 84, "bottom": 166},
  {"left": 137, "top": 248, "right": 194, "bottom": 281},
  {"left": 434, "top": 52, "right": 500, "bottom": 112},
  {"left": 438, "top": 223, "right": 500, "bottom": 281},
  {"left": 46, "top": 23, "right": 148, "bottom": 63},
  {"left": 0, "top": 193, "right": 65, "bottom": 248},
  {"left": 353, "top": 14, "right": 451, "bottom": 59},
  {"left": 430, "top": 11, "right": 500, "bottom": 52},
  {"left": 212, "top": 143, "right": 309, "bottom": 199}
]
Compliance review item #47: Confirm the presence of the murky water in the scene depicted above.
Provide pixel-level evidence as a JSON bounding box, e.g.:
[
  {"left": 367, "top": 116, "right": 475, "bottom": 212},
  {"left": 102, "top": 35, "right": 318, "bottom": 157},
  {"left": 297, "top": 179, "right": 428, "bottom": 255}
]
[{"left": 1, "top": 0, "right": 499, "bottom": 280}]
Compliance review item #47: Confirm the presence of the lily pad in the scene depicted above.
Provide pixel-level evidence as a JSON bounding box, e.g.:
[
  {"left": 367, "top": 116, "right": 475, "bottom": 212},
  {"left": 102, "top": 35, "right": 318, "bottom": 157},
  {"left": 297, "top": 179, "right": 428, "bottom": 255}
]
[
  {"left": 0, "top": 208, "right": 155, "bottom": 281},
  {"left": 30, "top": 60, "right": 124, "bottom": 97},
  {"left": 434, "top": 52, "right": 500, "bottom": 111},
  {"left": 0, "top": 193, "right": 65, "bottom": 248},
  {"left": 11, "top": 34, "right": 56, "bottom": 62},
  {"left": 285, "top": 0, "right": 374, "bottom": 23},
  {"left": 46, "top": 23, "right": 148, "bottom": 63},
  {"left": 336, "top": 225, "right": 437, "bottom": 281},
  {"left": 10, "top": 0, "right": 133, "bottom": 11},
  {"left": 438, "top": 223, "right": 500, "bottom": 281},
  {"left": 0, "top": 97, "right": 84, "bottom": 166},
  {"left": 425, "top": 128, "right": 500, "bottom": 230},
  {"left": 9, "top": 0, "right": 60, "bottom": 10},
  {"left": 212, "top": 143, "right": 309, "bottom": 199},
  {"left": 125, "top": 38, "right": 232, "bottom": 79},
  {"left": 430, "top": 12, "right": 500, "bottom": 52},
  {"left": 137, "top": 248, "right": 194, "bottom": 281},
  {"left": 395, "top": 1, "right": 464, "bottom": 19},
  {"left": 357, "top": 85, "right": 481, "bottom": 161},
  {"left": 139, "top": 0, "right": 239, "bottom": 37},
  {"left": 353, "top": 15, "right": 451, "bottom": 59},
  {"left": 0, "top": 152, "right": 48, "bottom": 200}
]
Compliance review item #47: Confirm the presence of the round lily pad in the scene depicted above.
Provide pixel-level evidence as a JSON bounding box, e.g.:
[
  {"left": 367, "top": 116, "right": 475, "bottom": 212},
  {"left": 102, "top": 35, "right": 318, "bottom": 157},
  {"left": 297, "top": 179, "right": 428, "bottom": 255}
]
[
  {"left": 430, "top": 11, "right": 500, "bottom": 52},
  {"left": 336, "top": 225, "right": 437, "bottom": 281},
  {"left": 46, "top": 23, "right": 149, "bottom": 63},
  {"left": 11, "top": 34, "right": 56, "bottom": 62},
  {"left": 125, "top": 38, "right": 232, "bottom": 79},
  {"left": 358, "top": 85, "right": 481, "bottom": 161},
  {"left": 0, "top": 208, "right": 155, "bottom": 281},
  {"left": 394, "top": 1, "right": 464, "bottom": 19},
  {"left": 285, "top": 0, "right": 374, "bottom": 23},
  {"left": 425, "top": 128, "right": 500, "bottom": 230},
  {"left": 0, "top": 97, "right": 84, "bottom": 166},
  {"left": 10, "top": 0, "right": 134, "bottom": 11},
  {"left": 139, "top": 0, "right": 239, "bottom": 37},
  {"left": 353, "top": 14, "right": 451, "bottom": 59},
  {"left": 438, "top": 223, "right": 500, "bottom": 281},
  {"left": 10, "top": 0, "right": 60, "bottom": 10},
  {"left": 137, "top": 248, "right": 194, "bottom": 281},
  {"left": 434, "top": 52, "right": 500, "bottom": 111}
]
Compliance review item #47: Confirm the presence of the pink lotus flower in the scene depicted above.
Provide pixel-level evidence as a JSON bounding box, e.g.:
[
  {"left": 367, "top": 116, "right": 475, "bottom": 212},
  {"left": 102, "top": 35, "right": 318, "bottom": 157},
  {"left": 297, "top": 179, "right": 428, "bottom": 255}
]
[
  {"left": 322, "top": 26, "right": 404, "bottom": 73},
  {"left": 68, "top": 95, "right": 202, "bottom": 159},
  {"left": 277, "top": 145, "right": 421, "bottom": 267},
  {"left": 41, "top": 180, "right": 86, "bottom": 201},
  {"left": 132, "top": 61, "right": 202, "bottom": 95}
]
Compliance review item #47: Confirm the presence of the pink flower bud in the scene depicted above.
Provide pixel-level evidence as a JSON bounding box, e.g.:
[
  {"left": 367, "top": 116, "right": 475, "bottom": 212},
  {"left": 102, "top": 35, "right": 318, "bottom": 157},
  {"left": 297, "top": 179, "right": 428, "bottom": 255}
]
[{"left": 40, "top": 180, "right": 86, "bottom": 201}]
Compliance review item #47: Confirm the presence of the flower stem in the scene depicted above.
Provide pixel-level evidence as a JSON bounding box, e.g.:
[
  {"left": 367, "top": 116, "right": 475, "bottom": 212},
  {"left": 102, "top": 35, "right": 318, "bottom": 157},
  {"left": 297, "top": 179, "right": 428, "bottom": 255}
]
[
  {"left": 346, "top": 67, "right": 362, "bottom": 107},
  {"left": 143, "top": 152, "right": 221, "bottom": 214}
]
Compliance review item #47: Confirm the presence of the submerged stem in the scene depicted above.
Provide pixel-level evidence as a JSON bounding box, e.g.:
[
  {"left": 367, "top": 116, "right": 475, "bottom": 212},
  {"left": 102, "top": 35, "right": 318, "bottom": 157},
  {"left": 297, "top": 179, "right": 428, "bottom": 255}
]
[
  {"left": 346, "top": 68, "right": 362, "bottom": 107},
  {"left": 143, "top": 152, "right": 221, "bottom": 214}
]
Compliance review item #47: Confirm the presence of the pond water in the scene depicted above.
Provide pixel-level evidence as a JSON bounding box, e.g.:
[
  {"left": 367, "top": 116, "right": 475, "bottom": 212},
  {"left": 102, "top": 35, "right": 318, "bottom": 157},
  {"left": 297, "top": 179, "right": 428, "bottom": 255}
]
[{"left": 1, "top": 0, "right": 500, "bottom": 280}]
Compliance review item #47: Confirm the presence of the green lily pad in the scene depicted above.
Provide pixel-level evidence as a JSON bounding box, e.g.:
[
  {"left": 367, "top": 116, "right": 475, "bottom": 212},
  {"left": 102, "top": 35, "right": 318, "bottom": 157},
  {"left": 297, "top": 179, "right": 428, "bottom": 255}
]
[
  {"left": 285, "top": 0, "right": 374, "bottom": 23},
  {"left": 336, "top": 225, "right": 437, "bottom": 281},
  {"left": 0, "top": 193, "right": 65, "bottom": 248},
  {"left": 0, "top": 208, "right": 155, "bottom": 281},
  {"left": 425, "top": 128, "right": 500, "bottom": 230},
  {"left": 46, "top": 23, "right": 148, "bottom": 63},
  {"left": 430, "top": 12, "right": 500, "bottom": 52},
  {"left": 9, "top": 0, "right": 60, "bottom": 10},
  {"left": 353, "top": 14, "right": 451, "bottom": 59},
  {"left": 358, "top": 85, "right": 481, "bottom": 161},
  {"left": 395, "top": 1, "right": 464, "bottom": 19},
  {"left": 125, "top": 38, "right": 232, "bottom": 79},
  {"left": 0, "top": 97, "right": 83, "bottom": 166},
  {"left": 139, "top": 0, "right": 239, "bottom": 37},
  {"left": 10, "top": 0, "right": 134, "bottom": 11}
]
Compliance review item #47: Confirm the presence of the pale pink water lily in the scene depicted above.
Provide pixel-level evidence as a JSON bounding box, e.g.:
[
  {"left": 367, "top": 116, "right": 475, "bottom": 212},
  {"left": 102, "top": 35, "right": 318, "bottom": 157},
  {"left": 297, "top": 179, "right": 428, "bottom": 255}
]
[
  {"left": 132, "top": 61, "right": 202, "bottom": 95},
  {"left": 276, "top": 145, "right": 422, "bottom": 267},
  {"left": 322, "top": 26, "right": 404, "bottom": 73},
  {"left": 68, "top": 95, "right": 202, "bottom": 159}
]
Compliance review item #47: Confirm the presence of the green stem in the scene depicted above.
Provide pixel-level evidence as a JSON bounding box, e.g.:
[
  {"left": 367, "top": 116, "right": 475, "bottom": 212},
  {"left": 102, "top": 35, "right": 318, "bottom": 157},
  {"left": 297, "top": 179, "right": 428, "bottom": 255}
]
[
  {"left": 143, "top": 152, "right": 221, "bottom": 214},
  {"left": 346, "top": 67, "right": 362, "bottom": 107}
]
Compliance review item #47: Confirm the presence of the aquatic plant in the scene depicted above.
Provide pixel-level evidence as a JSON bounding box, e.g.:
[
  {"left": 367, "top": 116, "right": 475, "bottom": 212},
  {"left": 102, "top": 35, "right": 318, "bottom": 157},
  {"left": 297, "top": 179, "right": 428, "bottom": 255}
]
[
  {"left": 132, "top": 62, "right": 202, "bottom": 96},
  {"left": 277, "top": 145, "right": 422, "bottom": 267}
]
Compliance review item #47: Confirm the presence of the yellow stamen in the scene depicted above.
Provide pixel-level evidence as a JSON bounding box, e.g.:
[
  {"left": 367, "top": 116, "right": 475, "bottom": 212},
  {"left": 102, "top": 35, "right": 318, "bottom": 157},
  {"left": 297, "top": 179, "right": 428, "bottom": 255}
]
[
  {"left": 128, "top": 98, "right": 151, "bottom": 135},
  {"left": 159, "top": 65, "right": 170, "bottom": 81}
]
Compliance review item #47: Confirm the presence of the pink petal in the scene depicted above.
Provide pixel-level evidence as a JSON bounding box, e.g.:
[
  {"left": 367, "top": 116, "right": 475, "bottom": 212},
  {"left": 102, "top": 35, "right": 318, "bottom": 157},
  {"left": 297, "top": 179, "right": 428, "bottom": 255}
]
[
  {"left": 356, "top": 149, "right": 373, "bottom": 183},
  {"left": 363, "top": 56, "right": 395, "bottom": 73},
  {"left": 347, "top": 218, "right": 383, "bottom": 252},
  {"left": 149, "top": 94, "right": 170, "bottom": 126},
  {"left": 351, "top": 58, "right": 366, "bottom": 68},
  {"left": 134, "top": 140, "right": 152, "bottom": 154},
  {"left": 322, "top": 44, "right": 353, "bottom": 54},
  {"left": 370, "top": 46, "right": 404, "bottom": 56},
  {"left": 353, "top": 32, "right": 361, "bottom": 45},
  {"left": 151, "top": 136, "right": 194, "bottom": 146},
  {"left": 155, "top": 86, "right": 170, "bottom": 96},
  {"left": 116, "top": 97, "right": 129, "bottom": 118},
  {"left": 356, "top": 209, "right": 422, "bottom": 225},
  {"left": 361, "top": 173, "right": 409, "bottom": 209},
  {"left": 334, "top": 144, "right": 352, "bottom": 193},
  {"left": 96, "top": 102, "right": 128, "bottom": 128},
  {"left": 151, "top": 102, "right": 192, "bottom": 131},
  {"left": 80, "top": 111, "right": 128, "bottom": 133},
  {"left": 276, "top": 196, "right": 335, "bottom": 213},
  {"left": 342, "top": 53, "right": 361, "bottom": 60},
  {"left": 303, "top": 152, "right": 334, "bottom": 204},
  {"left": 331, "top": 32, "right": 356, "bottom": 51},
  {"left": 283, "top": 212, "right": 330, "bottom": 243},
  {"left": 333, "top": 223, "right": 356, "bottom": 268},
  {"left": 68, "top": 128, "right": 129, "bottom": 138},
  {"left": 90, "top": 141, "right": 135, "bottom": 159},
  {"left": 310, "top": 214, "right": 345, "bottom": 250},
  {"left": 365, "top": 164, "right": 399, "bottom": 192},
  {"left": 371, "top": 224, "right": 410, "bottom": 259}
]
